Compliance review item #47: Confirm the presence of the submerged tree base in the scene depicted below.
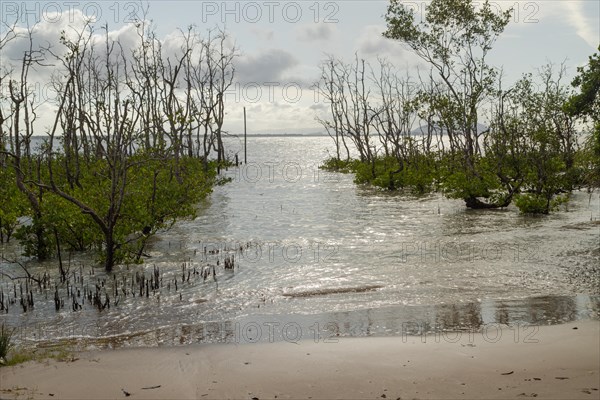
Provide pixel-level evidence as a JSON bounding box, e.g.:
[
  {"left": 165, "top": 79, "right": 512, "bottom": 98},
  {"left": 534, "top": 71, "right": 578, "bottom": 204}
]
[
  {"left": 320, "top": 156, "right": 436, "bottom": 195},
  {"left": 464, "top": 195, "right": 511, "bottom": 210},
  {"left": 321, "top": 155, "right": 583, "bottom": 215}
]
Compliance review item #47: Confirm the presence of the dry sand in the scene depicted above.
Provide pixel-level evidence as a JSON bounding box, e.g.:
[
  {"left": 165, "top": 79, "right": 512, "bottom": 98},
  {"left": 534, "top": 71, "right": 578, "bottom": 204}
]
[{"left": 1, "top": 320, "right": 598, "bottom": 399}]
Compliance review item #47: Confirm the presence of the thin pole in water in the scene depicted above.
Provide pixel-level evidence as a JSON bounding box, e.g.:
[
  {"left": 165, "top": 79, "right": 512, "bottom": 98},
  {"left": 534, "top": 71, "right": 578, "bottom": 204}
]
[{"left": 243, "top": 107, "right": 247, "bottom": 164}]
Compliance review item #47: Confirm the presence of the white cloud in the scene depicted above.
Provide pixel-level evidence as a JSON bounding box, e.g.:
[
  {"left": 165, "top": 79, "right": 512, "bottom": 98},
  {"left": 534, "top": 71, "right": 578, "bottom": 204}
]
[
  {"left": 235, "top": 48, "right": 299, "bottom": 84},
  {"left": 562, "top": 2, "right": 599, "bottom": 49},
  {"left": 250, "top": 27, "right": 274, "bottom": 42},
  {"left": 295, "top": 23, "right": 336, "bottom": 42},
  {"left": 354, "top": 25, "right": 423, "bottom": 69},
  {"left": 356, "top": 25, "right": 391, "bottom": 55},
  {"left": 224, "top": 100, "right": 322, "bottom": 135},
  {"left": 528, "top": 1, "right": 598, "bottom": 49}
]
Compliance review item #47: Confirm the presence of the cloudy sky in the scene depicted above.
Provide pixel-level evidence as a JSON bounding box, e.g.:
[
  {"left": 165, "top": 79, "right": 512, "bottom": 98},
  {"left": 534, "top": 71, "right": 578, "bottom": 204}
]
[{"left": 1, "top": 0, "right": 598, "bottom": 135}]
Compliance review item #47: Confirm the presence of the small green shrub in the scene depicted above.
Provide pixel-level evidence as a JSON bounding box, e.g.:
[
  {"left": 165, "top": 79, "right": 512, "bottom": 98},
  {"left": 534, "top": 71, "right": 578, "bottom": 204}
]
[
  {"left": 514, "top": 193, "right": 569, "bottom": 214},
  {"left": 515, "top": 194, "right": 549, "bottom": 214},
  {"left": 2, "top": 345, "right": 75, "bottom": 366},
  {"left": 0, "top": 323, "right": 15, "bottom": 362},
  {"left": 319, "top": 158, "right": 357, "bottom": 173}
]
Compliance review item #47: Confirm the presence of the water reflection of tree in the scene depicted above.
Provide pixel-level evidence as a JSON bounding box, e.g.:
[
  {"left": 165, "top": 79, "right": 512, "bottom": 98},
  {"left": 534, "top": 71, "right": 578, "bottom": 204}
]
[
  {"left": 495, "top": 302, "right": 510, "bottom": 325},
  {"left": 434, "top": 302, "right": 482, "bottom": 331},
  {"left": 491, "top": 296, "right": 581, "bottom": 326},
  {"left": 526, "top": 296, "right": 578, "bottom": 324},
  {"left": 589, "top": 297, "right": 600, "bottom": 319}
]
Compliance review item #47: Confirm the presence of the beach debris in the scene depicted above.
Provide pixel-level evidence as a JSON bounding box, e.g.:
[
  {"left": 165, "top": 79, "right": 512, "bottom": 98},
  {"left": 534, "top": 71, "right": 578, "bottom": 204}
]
[
  {"left": 554, "top": 376, "right": 569, "bottom": 380},
  {"left": 224, "top": 255, "right": 235, "bottom": 270},
  {"left": 501, "top": 371, "right": 514, "bottom": 375},
  {"left": 141, "top": 385, "right": 161, "bottom": 390},
  {"left": 283, "top": 285, "right": 383, "bottom": 298},
  {"left": 121, "top": 388, "right": 131, "bottom": 396}
]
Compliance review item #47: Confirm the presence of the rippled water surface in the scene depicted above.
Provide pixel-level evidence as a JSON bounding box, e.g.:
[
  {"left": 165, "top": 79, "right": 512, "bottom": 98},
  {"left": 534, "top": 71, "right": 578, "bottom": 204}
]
[{"left": 1, "top": 136, "right": 599, "bottom": 347}]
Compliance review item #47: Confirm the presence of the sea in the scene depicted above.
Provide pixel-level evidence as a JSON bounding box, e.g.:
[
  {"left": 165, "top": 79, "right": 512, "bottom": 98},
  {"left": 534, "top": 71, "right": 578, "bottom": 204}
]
[{"left": 1, "top": 135, "right": 599, "bottom": 348}]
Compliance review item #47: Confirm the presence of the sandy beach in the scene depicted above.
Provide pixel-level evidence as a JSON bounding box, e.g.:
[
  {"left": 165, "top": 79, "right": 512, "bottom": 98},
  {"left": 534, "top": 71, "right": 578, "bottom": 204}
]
[{"left": 1, "top": 320, "right": 598, "bottom": 400}]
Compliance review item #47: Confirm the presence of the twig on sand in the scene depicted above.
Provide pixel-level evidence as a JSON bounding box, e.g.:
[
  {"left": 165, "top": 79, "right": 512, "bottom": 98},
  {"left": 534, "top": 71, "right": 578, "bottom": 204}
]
[{"left": 141, "top": 385, "right": 161, "bottom": 390}]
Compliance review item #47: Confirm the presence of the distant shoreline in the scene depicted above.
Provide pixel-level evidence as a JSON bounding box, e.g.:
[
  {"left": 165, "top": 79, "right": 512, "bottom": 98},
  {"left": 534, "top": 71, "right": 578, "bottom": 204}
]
[
  {"left": 28, "top": 133, "right": 332, "bottom": 139},
  {"left": 232, "top": 133, "right": 330, "bottom": 137}
]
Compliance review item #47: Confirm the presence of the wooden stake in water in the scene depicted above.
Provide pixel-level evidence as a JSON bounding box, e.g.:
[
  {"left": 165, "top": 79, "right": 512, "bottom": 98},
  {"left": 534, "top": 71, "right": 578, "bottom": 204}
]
[{"left": 244, "top": 106, "right": 247, "bottom": 164}]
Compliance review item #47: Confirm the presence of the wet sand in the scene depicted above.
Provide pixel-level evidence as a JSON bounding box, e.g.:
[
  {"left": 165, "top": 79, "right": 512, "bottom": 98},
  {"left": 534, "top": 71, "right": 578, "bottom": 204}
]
[{"left": 1, "top": 320, "right": 598, "bottom": 399}]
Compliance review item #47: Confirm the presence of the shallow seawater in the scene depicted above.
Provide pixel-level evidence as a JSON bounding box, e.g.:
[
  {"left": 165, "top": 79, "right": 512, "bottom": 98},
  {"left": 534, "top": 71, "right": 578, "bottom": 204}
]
[{"left": 1, "top": 136, "right": 599, "bottom": 348}]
